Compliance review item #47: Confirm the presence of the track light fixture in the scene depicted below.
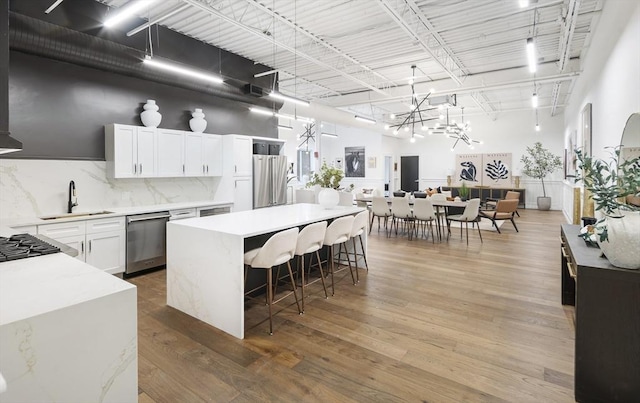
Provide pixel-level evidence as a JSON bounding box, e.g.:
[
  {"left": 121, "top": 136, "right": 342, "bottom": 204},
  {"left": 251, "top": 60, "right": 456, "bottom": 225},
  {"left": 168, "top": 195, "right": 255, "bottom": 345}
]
[
  {"left": 104, "top": 0, "right": 159, "bottom": 27},
  {"left": 143, "top": 56, "right": 223, "bottom": 84},
  {"left": 268, "top": 91, "right": 310, "bottom": 107},
  {"left": 526, "top": 38, "right": 536, "bottom": 73},
  {"left": 354, "top": 115, "right": 376, "bottom": 124}
]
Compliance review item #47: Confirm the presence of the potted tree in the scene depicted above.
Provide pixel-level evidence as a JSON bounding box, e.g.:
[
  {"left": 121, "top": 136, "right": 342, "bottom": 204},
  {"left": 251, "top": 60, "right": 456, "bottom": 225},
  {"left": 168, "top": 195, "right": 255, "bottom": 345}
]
[
  {"left": 520, "top": 142, "right": 563, "bottom": 210},
  {"left": 306, "top": 161, "right": 344, "bottom": 208},
  {"left": 576, "top": 147, "right": 640, "bottom": 269}
]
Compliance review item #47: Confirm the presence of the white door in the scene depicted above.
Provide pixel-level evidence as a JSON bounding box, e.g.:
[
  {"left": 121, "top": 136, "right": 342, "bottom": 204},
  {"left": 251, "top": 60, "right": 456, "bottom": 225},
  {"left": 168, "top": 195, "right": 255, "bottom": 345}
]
[
  {"left": 157, "top": 129, "right": 185, "bottom": 177},
  {"left": 136, "top": 127, "right": 157, "bottom": 177},
  {"left": 233, "top": 136, "right": 253, "bottom": 176},
  {"left": 203, "top": 135, "right": 222, "bottom": 176},
  {"left": 86, "top": 230, "right": 125, "bottom": 274},
  {"left": 233, "top": 177, "right": 253, "bottom": 212},
  {"left": 184, "top": 133, "right": 204, "bottom": 176}
]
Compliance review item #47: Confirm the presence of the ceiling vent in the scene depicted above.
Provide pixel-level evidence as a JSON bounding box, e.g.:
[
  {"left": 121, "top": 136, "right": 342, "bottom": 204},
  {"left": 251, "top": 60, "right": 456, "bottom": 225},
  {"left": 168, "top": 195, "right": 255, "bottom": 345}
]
[
  {"left": 428, "top": 94, "right": 456, "bottom": 107},
  {"left": 243, "top": 84, "right": 266, "bottom": 97}
]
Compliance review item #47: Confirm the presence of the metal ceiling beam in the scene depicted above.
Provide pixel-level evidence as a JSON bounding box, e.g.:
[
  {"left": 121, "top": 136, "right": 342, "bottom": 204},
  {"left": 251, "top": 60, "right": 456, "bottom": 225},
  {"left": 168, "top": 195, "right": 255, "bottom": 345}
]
[
  {"left": 550, "top": 81, "right": 562, "bottom": 116},
  {"left": 180, "top": 0, "right": 390, "bottom": 97},
  {"left": 376, "top": 0, "right": 496, "bottom": 118},
  {"left": 243, "top": 0, "right": 395, "bottom": 86},
  {"left": 126, "top": 4, "right": 191, "bottom": 36},
  {"left": 558, "top": 0, "right": 581, "bottom": 71}
]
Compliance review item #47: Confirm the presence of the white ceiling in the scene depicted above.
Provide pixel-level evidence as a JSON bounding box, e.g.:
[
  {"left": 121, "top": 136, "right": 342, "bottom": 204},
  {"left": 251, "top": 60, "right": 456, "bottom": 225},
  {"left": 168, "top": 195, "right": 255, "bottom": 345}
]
[{"left": 97, "top": 0, "right": 604, "bottom": 131}]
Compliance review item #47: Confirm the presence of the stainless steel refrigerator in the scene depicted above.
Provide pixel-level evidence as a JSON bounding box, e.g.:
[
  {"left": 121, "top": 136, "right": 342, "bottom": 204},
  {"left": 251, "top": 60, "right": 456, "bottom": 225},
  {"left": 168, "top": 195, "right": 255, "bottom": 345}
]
[{"left": 253, "top": 155, "right": 288, "bottom": 209}]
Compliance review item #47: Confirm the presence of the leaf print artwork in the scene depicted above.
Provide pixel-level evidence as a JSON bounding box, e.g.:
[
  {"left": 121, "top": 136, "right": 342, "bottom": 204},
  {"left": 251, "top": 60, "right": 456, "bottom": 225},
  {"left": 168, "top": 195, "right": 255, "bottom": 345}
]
[
  {"left": 485, "top": 159, "right": 509, "bottom": 182},
  {"left": 459, "top": 161, "right": 477, "bottom": 182}
]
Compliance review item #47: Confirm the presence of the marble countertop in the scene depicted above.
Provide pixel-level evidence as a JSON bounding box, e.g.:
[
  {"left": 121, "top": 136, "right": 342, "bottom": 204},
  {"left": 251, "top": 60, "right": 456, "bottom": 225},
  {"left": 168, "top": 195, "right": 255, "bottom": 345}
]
[
  {"left": 2, "top": 200, "right": 234, "bottom": 228},
  {"left": 169, "top": 203, "right": 365, "bottom": 237}
]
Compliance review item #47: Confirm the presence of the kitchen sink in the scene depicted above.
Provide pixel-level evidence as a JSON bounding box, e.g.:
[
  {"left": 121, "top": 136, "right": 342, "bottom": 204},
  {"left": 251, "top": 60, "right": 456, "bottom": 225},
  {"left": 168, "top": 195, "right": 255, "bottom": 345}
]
[{"left": 39, "top": 211, "right": 114, "bottom": 220}]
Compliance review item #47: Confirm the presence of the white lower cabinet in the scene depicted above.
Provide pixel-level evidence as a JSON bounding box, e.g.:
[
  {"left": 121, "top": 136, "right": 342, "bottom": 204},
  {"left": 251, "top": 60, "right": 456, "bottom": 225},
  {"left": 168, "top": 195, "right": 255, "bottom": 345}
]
[
  {"left": 233, "top": 177, "right": 253, "bottom": 212},
  {"left": 38, "top": 217, "right": 125, "bottom": 275}
]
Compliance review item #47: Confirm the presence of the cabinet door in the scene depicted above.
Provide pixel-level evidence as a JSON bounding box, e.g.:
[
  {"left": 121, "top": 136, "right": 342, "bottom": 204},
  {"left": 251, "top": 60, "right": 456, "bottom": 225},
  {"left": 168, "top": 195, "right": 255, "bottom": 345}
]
[
  {"left": 51, "top": 234, "right": 86, "bottom": 262},
  {"left": 157, "top": 129, "right": 185, "bottom": 177},
  {"left": 113, "top": 125, "right": 137, "bottom": 178},
  {"left": 233, "top": 136, "right": 253, "bottom": 176},
  {"left": 203, "top": 135, "right": 222, "bottom": 176},
  {"left": 86, "top": 230, "right": 125, "bottom": 274},
  {"left": 233, "top": 177, "right": 253, "bottom": 212},
  {"left": 184, "top": 133, "right": 204, "bottom": 176},
  {"left": 136, "top": 127, "right": 157, "bottom": 177}
]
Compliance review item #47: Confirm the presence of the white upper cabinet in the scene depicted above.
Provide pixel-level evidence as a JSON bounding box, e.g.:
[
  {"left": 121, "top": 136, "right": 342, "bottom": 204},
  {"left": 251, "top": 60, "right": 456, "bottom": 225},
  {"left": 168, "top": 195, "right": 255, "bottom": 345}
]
[
  {"left": 157, "top": 129, "right": 185, "bottom": 177},
  {"left": 229, "top": 135, "right": 253, "bottom": 177},
  {"left": 202, "top": 134, "right": 223, "bottom": 176},
  {"left": 105, "top": 124, "right": 157, "bottom": 178},
  {"left": 184, "top": 133, "right": 222, "bottom": 177}
]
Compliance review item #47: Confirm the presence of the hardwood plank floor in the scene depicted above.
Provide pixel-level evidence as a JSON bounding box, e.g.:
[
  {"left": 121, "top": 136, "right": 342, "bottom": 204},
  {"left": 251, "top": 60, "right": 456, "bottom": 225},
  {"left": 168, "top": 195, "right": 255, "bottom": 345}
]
[{"left": 127, "top": 208, "right": 575, "bottom": 402}]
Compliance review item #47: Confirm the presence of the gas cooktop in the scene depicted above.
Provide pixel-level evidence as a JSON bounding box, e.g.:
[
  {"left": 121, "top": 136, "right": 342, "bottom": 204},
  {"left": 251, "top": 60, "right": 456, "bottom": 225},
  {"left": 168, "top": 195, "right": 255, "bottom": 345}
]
[{"left": 0, "top": 234, "right": 61, "bottom": 262}]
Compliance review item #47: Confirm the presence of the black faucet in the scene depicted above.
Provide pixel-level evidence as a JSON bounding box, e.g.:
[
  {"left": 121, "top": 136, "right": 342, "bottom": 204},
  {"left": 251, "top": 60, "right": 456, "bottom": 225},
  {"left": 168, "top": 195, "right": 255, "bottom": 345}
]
[{"left": 68, "top": 180, "right": 78, "bottom": 213}]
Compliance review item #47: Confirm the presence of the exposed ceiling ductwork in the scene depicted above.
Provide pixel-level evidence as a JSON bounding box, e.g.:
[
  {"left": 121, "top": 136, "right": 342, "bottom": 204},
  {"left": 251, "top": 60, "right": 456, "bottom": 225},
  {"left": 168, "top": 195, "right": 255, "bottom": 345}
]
[
  {"left": 8, "top": 12, "right": 279, "bottom": 109},
  {"left": 0, "top": 3, "right": 22, "bottom": 154}
]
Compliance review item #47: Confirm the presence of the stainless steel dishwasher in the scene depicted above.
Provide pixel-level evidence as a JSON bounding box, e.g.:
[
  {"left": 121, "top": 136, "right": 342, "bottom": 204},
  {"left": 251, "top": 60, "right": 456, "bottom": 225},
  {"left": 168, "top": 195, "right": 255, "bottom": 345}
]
[{"left": 125, "top": 211, "right": 170, "bottom": 275}]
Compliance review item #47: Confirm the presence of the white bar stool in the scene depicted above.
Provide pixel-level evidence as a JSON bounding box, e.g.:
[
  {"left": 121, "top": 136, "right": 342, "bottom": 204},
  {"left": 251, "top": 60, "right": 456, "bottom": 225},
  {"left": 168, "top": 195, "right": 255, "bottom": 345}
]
[
  {"left": 244, "top": 227, "right": 301, "bottom": 335},
  {"left": 341, "top": 210, "right": 369, "bottom": 283},
  {"left": 294, "top": 221, "right": 328, "bottom": 312},
  {"left": 323, "top": 215, "right": 356, "bottom": 296}
]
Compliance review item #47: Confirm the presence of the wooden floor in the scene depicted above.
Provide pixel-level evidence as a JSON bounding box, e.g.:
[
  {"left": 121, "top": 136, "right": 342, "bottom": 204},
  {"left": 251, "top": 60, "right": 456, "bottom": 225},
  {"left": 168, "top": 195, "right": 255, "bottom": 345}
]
[{"left": 127, "top": 209, "right": 576, "bottom": 403}]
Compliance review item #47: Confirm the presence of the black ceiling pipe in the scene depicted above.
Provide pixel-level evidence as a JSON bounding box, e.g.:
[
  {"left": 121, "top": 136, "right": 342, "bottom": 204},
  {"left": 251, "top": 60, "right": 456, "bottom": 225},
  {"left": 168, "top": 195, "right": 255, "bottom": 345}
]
[
  {"left": 0, "top": 1, "right": 23, "bottom": 154},
  {"left": 8, "top": 12, "right": 280, "bottom": 110}
]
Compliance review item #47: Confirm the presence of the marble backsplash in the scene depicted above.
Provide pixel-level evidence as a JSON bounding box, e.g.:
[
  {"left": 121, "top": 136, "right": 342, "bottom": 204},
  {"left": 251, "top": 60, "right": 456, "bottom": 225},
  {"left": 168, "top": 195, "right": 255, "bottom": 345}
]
[{"left": 0, "top": 159, "right": 224, "bottom": 221}]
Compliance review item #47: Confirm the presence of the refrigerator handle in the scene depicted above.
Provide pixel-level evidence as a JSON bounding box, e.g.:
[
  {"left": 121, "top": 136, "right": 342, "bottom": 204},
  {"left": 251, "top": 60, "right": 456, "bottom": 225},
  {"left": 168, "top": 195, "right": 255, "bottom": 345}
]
[{"left": 270, "top": 157, "right": 275, "bottom": 205}]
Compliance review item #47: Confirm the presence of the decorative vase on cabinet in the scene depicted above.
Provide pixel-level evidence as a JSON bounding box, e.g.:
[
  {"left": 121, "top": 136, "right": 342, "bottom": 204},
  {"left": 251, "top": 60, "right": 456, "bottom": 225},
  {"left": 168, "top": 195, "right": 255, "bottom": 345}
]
[
  {"left": 140, "top": 99, "right": 162, "bottom": 128},
  {"left": 597, "top": 212, "right": 640, "bottom": 270},
  {"left": 189, "top": 108, "right": 207, "bottom": 133}
]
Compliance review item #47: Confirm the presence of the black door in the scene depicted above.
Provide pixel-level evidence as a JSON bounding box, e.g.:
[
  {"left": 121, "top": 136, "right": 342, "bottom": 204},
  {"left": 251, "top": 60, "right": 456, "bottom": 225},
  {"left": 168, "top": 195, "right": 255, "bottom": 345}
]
[{"left": 401, "top": 156, "right": 419, "bottom": 192}]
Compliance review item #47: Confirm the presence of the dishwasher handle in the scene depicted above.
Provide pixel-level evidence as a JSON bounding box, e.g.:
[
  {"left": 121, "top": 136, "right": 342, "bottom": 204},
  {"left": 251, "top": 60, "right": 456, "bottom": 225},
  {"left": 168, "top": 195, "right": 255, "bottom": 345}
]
[{"left": 127, "top": 213, "right": 170, "bottom": 223}]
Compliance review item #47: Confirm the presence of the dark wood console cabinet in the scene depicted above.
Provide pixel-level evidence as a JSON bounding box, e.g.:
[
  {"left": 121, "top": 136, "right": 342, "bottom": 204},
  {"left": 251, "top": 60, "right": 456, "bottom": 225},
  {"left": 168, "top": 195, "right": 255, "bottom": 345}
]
[
  {"left": 560, "top": 224, "right": 640, "bottom": 402},
  {"left": 441, "top": 186, "right": 526, "bottom": 208}
]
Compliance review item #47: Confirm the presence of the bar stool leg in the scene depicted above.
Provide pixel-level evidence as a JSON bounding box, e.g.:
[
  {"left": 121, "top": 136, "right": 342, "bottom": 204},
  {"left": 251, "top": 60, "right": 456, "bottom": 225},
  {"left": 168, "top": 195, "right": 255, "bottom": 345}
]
[
  {"left": 300, "top": 255, "right": 305, "bottom": 312},
  {"left": 358, "top": 234, "right": 369, "bottom": 271},
  {"left": 286, "top": 261, "right": 302, "bottom": 315},
  {"left": 329, "top": 245, "right": 335, "bottom": 296},
  {"left": 315, "top": 250, "right": 328, "bottom": 299},
  {"left": 267, "top": 267, "right": 273, "bottom": 335}
]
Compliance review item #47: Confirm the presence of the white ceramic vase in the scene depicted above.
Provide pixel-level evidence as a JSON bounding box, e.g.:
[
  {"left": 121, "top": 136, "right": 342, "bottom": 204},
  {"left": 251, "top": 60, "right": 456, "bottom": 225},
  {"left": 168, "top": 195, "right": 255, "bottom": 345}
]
[
  {"left": 597, "top": 211, "right": 640, "bottom": 270},
  {"left": 189, "top": 108, "right": 207, "bottom": 133},
  {"left": 140, "top": 99, "right": 162, "bottom": 128},
  {"left": 318, "top": 188, "right": 339, "bottom": 209}
]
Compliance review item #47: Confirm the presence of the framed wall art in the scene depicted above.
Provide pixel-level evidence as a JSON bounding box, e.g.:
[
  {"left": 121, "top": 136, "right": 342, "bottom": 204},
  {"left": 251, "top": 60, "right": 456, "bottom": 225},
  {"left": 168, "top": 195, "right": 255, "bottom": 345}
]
[{"left": 582, "top": 103, "right": 592, "bottom": 156}]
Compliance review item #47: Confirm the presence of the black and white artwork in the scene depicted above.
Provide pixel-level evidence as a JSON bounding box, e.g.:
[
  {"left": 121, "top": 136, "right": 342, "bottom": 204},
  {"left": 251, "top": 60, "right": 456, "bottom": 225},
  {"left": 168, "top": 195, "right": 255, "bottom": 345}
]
[
  {"left": 482, "top": 153, "right": 512, "bottom": 187},
  {"left": 345, "top": 146, "right": 365, "bottom": 177},
  {"left": 454, "top": 153, "right": 482, "bottom": 186}
]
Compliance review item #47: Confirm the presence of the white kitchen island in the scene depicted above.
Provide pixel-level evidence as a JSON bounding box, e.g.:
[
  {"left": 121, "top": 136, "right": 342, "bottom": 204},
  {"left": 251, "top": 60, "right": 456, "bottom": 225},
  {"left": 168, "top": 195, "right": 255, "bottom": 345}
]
[
  {"left": 0, "top": 228, "right": 137, "bottom": 402},
  {"left": 166, "top": 203, "right": 365, "bottom": 339}
]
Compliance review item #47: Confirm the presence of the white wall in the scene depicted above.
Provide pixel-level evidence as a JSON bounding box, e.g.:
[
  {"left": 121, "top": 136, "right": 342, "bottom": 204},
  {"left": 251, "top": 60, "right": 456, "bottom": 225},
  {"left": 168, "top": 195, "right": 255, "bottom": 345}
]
[
  {"left": 392, "top": 109, "right": 566, "bottom": 209},
  {"left": 562, "top": 0, "right": 640, "bottom": 221}
]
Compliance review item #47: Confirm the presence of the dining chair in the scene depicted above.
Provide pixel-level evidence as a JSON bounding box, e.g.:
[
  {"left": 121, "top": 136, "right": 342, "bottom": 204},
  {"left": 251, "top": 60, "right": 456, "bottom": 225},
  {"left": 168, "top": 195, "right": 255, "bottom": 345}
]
[
  {"left": 369, "top": 196, "right": 391, "bottom": 236},
  {"left": 485, "top": 191, "right": 521, "bottom": 216},
  {"left": 294, "top": 221, "right": 328, "bottom": 312},
  {"left": 412, "top": 198, "right": 436, "bottom": 242},
  {"left": 244, "top": 227, "right": 301, "bottom": 335},
  {"left": 446, "top": 198, "right": 483, "bottom": 245},
  {"left": 391, "top": 197, "right": 415, "bottom": 240},
  {"left": 323, "top": 215, "right": 356, "bottom": 295},
  {"left": 480, "top": 199, "right": 519, "bottom": 233}
]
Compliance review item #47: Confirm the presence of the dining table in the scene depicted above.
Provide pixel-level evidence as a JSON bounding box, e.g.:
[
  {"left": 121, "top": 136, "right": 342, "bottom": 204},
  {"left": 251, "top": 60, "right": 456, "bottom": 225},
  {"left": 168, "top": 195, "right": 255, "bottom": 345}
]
[{"left": 354, "top": 196, "right": 469, "bottom": 241}]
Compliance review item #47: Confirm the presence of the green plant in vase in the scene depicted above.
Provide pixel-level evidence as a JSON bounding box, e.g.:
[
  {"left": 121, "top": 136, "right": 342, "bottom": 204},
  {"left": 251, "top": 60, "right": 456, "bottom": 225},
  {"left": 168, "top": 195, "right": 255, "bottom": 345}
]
[
  {"left": 575, "top": 146, "right": 640, "bottom": 269},
  {"left": 306, "top": 161, "right": 345, "bottom": 208},
  {"left": 458, "top": 181, "right": 470, "bottom": 200}
]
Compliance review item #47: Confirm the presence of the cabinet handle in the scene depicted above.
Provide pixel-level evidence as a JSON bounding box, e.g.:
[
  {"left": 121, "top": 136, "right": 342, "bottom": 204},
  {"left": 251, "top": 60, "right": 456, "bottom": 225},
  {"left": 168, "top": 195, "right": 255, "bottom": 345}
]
[
  {"left": 235, "top": 165, "right": 237, "bottom": 173},
  {"left": 81, "top": 241, "right": 84, "bottom": 253},
  {"left": 88, "top": 240, "right": 92, "bottom": 253},
  {"left": 134, "top": 164, "right": 137, "bottom": 174},
  {"left": 183, "top": 164, "right": 185, "bottom": 173},
  {"left": 206, "top": 165, "right": 209, "bottom": 173},
  {"left": 203, "top": 164, "right": 205, "bottom": 174},
  {"left": 140, "top": 164, "right": 143, "bottom": 174}
]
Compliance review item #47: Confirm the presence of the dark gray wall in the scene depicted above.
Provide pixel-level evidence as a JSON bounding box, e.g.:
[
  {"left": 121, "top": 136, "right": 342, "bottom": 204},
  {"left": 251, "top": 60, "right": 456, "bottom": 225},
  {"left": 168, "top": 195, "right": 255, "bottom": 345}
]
[
  {"left": 9, "top": 51, "right": 275, "bottom": 160},
  {"left": 4, "top": 0, "right": 279, "bottom": 160}
]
